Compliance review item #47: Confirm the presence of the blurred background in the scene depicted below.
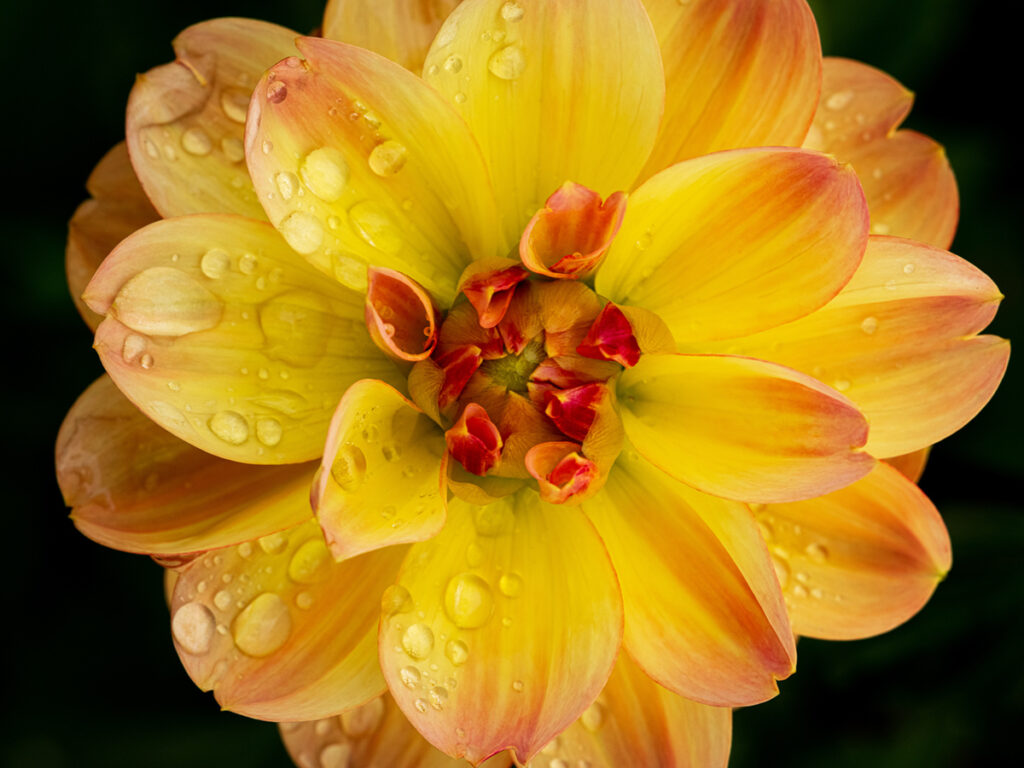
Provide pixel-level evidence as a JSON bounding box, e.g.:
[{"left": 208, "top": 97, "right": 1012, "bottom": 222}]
[{"left": 2, "top": 0, "right": 1019, "bottom": 765}]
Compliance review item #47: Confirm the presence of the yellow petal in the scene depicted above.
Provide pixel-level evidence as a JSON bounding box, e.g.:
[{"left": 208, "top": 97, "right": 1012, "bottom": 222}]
[
  {"left": 885, "top": 447, "right": 931, "bottom": 483},
  {"left": 584, "top": 452, "right": 795, "bottom": 706},
  {"left": 67, "top": 143, "right": 160, "bottom": 331},
  {"left": 640, "top": 0, "right": 821, "bottom": 177},
  {"left": 126, "top": 18, "right": 299, "bottom": 219},
  {"left": 170, "top": 519, "right": 407, "bottom": 720},
  {"left": 618, "top": 354, "right": 873, "bottom": 504},
  {"left": 315, "top": 380, "right": 447, "bottom": 561},
  {"left": 597, "top": 149, "right": 868, "bottom": 343},
  {"left": 530, "top": 654, "right": 731, "bottom": 768},
  {"left": 58, "top": 376, "right": 315, "bottom": 555},
  {"left": 378, "top": 492, "right": 622, "bottom": 764},
  {"left": 422, "top": 0, "right": 665, "bottom": 245},
  {"left": 753, "top": 461, "right": 951, "bottom": 640},
  {"left": 245, "top": 37, "right": 501, "bottom": 304},
  {"left": 322, "top": 0, "right": 462, "bottom": 73},
  {"left": 85, "top": 214, "right": 401, "bottom": 464},
  {"left": 279, "top": 693, "right": 513, "bottom": 768},
  {"left": 805, "top": 58, "right": 958, "bottom": 248},
  {"left": 714, "top": 237, "right": 1008, "bottom": 457}
]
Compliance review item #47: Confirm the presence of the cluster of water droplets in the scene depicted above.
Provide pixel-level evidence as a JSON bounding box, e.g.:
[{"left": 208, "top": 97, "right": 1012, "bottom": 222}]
[
  {"left": 279, "top": 696, "right": 388, "bottom": 768},
  {"left": 752, "top": 505, "right": 837, "bottom": 605}
]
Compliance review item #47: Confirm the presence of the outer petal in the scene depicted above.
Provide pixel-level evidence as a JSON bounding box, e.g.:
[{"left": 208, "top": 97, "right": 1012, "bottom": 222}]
[
  {"left": 378, "top": 492, "right": 622, "bottom": 765},
  {"left": 322, "top": 0, "right": 462, "bottom": 73},
  {"left": 716, "top": 237, "right": 1008, "bottom": 457},
  {"left": 885, "top": 447, "right": 930, "bottom": 483},
  {"left": 67, "top": 143, "right": 159, "bottom": 331},
  {"left": 280, "top": 694, "right": 513, "bottom": 768},
  {"left": 584, "top": 452, "right": 795, "bottom": 706},
  {"left": 805, "top": 58, "right": 958, "bottom": 248},
  {"left": 170, "top": 519, "right": 406, "bottom": 720},
  {"left": 126, "top": 18, "right": 299, "bottom": 219},
  {"left": 753, "top": 461, "right": 951, "bottom": 640},
  {"left": 530, "top": 654, "right": 731, "bottom": 768},
  {"left": 618, "top": 354, "right": 873, "bottom": 504},
  {"left": 422, "top": 0, "right": 665, "bottom": 245},
  {"left": 640, "top": 0, "right": 821, "bottom": 177},
  {"left": 315, "top": 380, "right": 447, "bottom": 561},
  {"left": 246, "top": 37, "right": 501, "bottom": 304},
  {"left": 57, "top": 376, "right": 314, "bottom": 555},
  {"left": 84, "top": 214, "right": 401, "bottom": 464},
  {"left": 597, "top": 149, "right": 868, "bottom": 343}
]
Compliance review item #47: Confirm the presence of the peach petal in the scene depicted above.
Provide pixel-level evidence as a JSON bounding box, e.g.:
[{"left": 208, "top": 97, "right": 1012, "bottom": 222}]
[
  {"left": 457, "top": 258, "right": 530, "bottom": 329},
  {"left": 365, "top": 267, "right": 438, "bottom": 362}
]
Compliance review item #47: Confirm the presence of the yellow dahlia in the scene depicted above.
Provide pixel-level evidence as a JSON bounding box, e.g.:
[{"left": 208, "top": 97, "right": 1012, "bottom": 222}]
[{"left": 57, "top": 0, "right": 1007, "bottom": 765}]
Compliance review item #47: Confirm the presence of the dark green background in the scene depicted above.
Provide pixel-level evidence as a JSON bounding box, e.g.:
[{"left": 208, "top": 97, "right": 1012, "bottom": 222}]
[{"left": 3, "top": 1, "right": 1019, "bottom": 766}]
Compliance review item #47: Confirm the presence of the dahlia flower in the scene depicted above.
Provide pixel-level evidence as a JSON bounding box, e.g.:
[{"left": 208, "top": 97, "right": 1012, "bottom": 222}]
[{"left": 57, "top": 0, "right": 1007, "bottom": 765}]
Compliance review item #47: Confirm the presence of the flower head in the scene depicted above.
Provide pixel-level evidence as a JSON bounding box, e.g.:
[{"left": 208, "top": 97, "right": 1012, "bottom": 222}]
[{"left": 58, "top": 0, "right": 1007, "bottom": 765}]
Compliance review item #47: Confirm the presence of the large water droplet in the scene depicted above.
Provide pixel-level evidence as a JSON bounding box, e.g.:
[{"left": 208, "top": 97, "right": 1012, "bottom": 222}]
[
  {"left": 402, "top": 623, "right": 435, "bottom": 659},
  {"left": 349, "top": 201, "right": 403, "bottom": 254},
  {"left": 112, "top": 267, "right": 223, "bottom": 337},
  {"left": 444, "top": 573, "right": 494, "bottom": 629},
  {"left": 220, "top": 87, "right": 250, "bottom": 123},
  {"left": 331, "top": 443, "right": 367, "bottom": 491},
  {"left": 288, "top": 538, "right": 331, "bottom": 583},
  {"left": 267, "top": 80, "right": 288, "bottom": 104},
  {"left": 232, "top": 592, "right": 291, "bottom": 656},
  {"left": 200, "top": 248, "right": 230, "bottom": 279},
  {"left": 181, "top": 126, "right": 213, "bottom": 156},
  {"left": 172, "top": 601, "right": 216, "bottom": 654},
  {"left": 368, "top": 140, "right": 408, "bottom": 177},
  {"left": 278, "top": 211, "right": 324, "bottom": 255},
  {"left": 258, "top": 531, "right": 288, "bottom": 554},
  {"left": 488, "top": 45, "right": 526, "bottom": 80},
  {"left": 256, "top": 417, "right": 283, "bottom": 447},
  {"left": 209, "top": 410, "right": 249, "bottom": 445},
  {"left": 300, "top": 147, "right": 349, "bottom": 202}
]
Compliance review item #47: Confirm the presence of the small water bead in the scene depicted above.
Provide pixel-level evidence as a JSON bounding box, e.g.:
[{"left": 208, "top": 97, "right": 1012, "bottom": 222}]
[
  {"left": 213, "top": 590, "right": 232, "bottom": 611},
  {"left": 805, "top": 542, "right": 829, "bottom": 563},
  {"left": 122, "top": 334, "right": 147, "bottom": 363},
  {"left": 498, "top": 572, "right": 523, "bottom": 598},
  {"left": 233, "top": 592, "right": 291, "bottom": 656},
  {"left": 267, "top": 80, "right": 288, "bottom": 103},
  {"left": 200, "top": 247, "right": 230, "bottom": 279},
  {"left": 792, "top": 583, "right": 809, "bottom": 598},
  {"left": 220, "top": 87, "right": 250, "bottom": 123},
  {"left": 400, "top": 665, "right": 422, "bottom": 688},
  {"left": 443, "top": 54, "right": 463, "bottom": 73},
  {"left": 771, "top": 555, "right": 790, "bottom": 588},
  {"left": 295, "top": 591, "right": 314, "bottom": 609},
  {"left": 445, "top": 638, "right": 469, "bottom": 666},
  {"left": 500, "top": 1, "right": 525, "bottom": 21},
  {"left": 301, "top": 147, "right": 349, "bottom": 202},
  {"left": 454, "top": 92, "right": 467, "bottom": 104},
  {"left": 429, "top": 686, "right": 448, "bottom": 710},
  {"left": 275, "top": 171, "right": 299, "bottom": 201},
  {"left": 860, "top": 316, "right": 878, "bottom": 335},
  {"left": 238, "top": 542, "right": 254, "bottom": 558},
  {"left": 872, "top": 167, "right": 884, "bottom": 180},
  {"left": 172, "top": 602, "right": 216, "bottom": 654},
  {"left": 833, "top": 379, "right": 851, "bottom": 392},
  {"left": 488, "top": 44, "right": 526, "bottom": 80},
  {"left": 381, "top": 584, "right": 414, "bottom": 616},
  {"left": 870, "top": 222, "right": 891, "bottom": 235},
  {"left": 289, "top": 538, "right": 331, "bottom": 583},
  {"left": 181, "top": 126, "right": 213, "bottom": 156},
  {"left": 402, "top": 623, "right": 435, "bottom": 659},
  {"left": 362, "top": 423, "right": 380, "bottom": 443},
  {"left": 262, "top": 140, "right": 273, "bottom": 155},
  {"left": 319, "top": 744, "right": 352, "bottom": 768},
  {"left": 209, "top": 410, "right": 249, "bottom": 445},
  {"left": 903, "top": 263, "right": 916, "bottom": 274},
  {"left": 825, "top": 89, "right": 854, "bottom": 110},
  {"left": 581, "top": 702, "right": 604, "bottom": 732},
  {"left": 112, "top": 267, "right": 223, "bottom": 337},
  {"left": 145, "top": 139, "right": 159, "bottom": 159},
  {"left": 445, "top": 573, "right": 494, "bottom": 629},
  {"left": 255, "top": 417, "right": 283, "bottom": 447},
  {"left": 349, "top": 201, "right": 403, "bottom": 254},
  {"left": 341, "top": 696, "right": 385, "bottom": 737},
  {"left": 258, "top": 531, "right": 288, "bottom": 555},
  {"left": 368, "top": 140, "right": 408, "bottom": 176},
  {"left": 511, "top": 680, "right": 524, "bottom": 692},
  {"left": 414, "top": 698, "right": 429, "bottom": 714}
]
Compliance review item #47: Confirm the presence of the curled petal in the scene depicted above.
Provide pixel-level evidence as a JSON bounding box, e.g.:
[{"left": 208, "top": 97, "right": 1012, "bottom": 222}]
[
  {"left": 525, "top": 441, "right": 600, "bottom": 505},
  {"left": 437, "top": 345, "right": 484, "bottom": 411},
  {"left": 577, "top": 302, "right": 643, "bottom": 367},
  {"left": 457, "top": 258, "right": 530, "bottom": 329},
  {"left": 445, "top": 403, "right": 503, "bottom": 476},
  {"left": 365, "top": 267, "right": 438, "bottom": 361},
  {"left": 544, "top": 382, "right": 606, "bottom": 442},
  {"left": 520, "top": 183, "right": 627, "bottom": 279}
]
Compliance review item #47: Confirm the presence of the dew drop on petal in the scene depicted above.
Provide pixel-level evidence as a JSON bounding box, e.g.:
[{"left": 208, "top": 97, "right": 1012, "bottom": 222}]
[
  {"left": 903, "top": 263, "right": 916, "bottom": 274},
  {"left": 381, "top": 584, "right": 414, "bottom": 616},
  {"left": 232, "top": 592, "right": 291, "bottom": 656},
  {"left": 267, "top": 80, "right": 288, "bottom": 103},
  {"left": 275, "top": 171, "right": 299, "bottom": 201},
  {"left": 825, "top": 89, "right": 854, "bottom": 110},
  {"left": 295, "top": 591, "right": 314, "bottom": 609},
  {"left": 213, "top": 590, "right": 232, "bottom": 611},
  {"left": 500, "top": 1, "right": 524, "bottom": 21},
  {"left": 277, "top": 211, "right": 325, "bottom": 255},
  {"left": 443, "top": 54, "right": 463, "bottom": 74},
  {"left": 400, "top": 665, "right": 422, "bottom": 688},
  {"left": 498, "top": 572, "right": 523, "bottom": 598},
  {"left": 220, "top": 87, "right": 250, "bottom": 123},
  {"left": 181, "top": 126, "right": 213, "bottom": 156},
  {"left": 122, "top": 333, "right": 147, "bottom": 363},
  {"left": 319, "top": 744, "right": 352, "bottom": 768},
  {"left": 300, "top": 147, "right": 349, "bottom": 202},
  {"left": 488, "top": 44, "right": 526, "bottom": 80},
  {"left": 512, "top": 679, "right": 524, "bottom": 692},
  {"left": 172, "top": 602, "right": 215, "bottom": 655},
  {"left": 429, "top": 686, "right": 448, "bottom": 710},
  {"left": 805, "top": 542, "right": 829, "bottom": 563},
  {"left": 415, "top": 698, "right": 429, "bottom": 713},
  {"left": 209, "top": 410, "right": 249, "bottom": 445},
  {"left": 200, "top": 248, "right": 230, "bottom": 279},
  {"left": 445, "top": 638, "right": 469, "bottom": 666},
  {"left": 444, "top": 573, "right": 494, "bottom": 629},
  {"left": 331, "top": 444, "right": 367, "bottom": 491},
  {"left": 368, "top": 140, "right": 408, "bottom": 177},
  {"left": 860, "top": 316, "right": 878, "bottom": 335},
  {"left": 256, "top": 417, "right": 283, "bottom": 447},
  {"left": 112, "top": 267, "right": 223, "bottom": 337},
  {"left": 258, "top": 531, "right": 288, "bottom": 554},
  {"left": 402, "top": 623, "right": 435, "bottom": 659},
  {"left": 581, "top": 702, "right": 604, "bottom": 732},
  {"left": 288, "top": 538, "right": 331, "bottom": 583}
]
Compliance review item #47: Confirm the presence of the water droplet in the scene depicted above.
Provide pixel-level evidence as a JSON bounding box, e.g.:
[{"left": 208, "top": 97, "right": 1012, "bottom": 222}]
[
  {"left": 341, "top": 696, "right": 385, "bottom": 737},
  {"left": 220, "top": 87, "right": 250, "bottom": 123},
  {"left": 465, "top": 542, "right": 485, "bottom": 567},
  {"left": 445, "top": 638, "right": 469, "bottom": 666},
  {"left": 402, "top": 623, "right": 435, "bottom": 659},
  {"left": 331, "top": 444, "right": 367, "bottom": 491},
  {"left": 429, "top": 686, "right": 448, "bottom": 710},
  {"left": 275, "top": 171, "right": 299, "bottom": 201},
  {"left": 444, "top": 573, "right": 494, "bottom": 629},
  {"left": 792, "top": 583, "right": 809, "bottom": 598},
  {"left": 501, "top": 1, "right": 525, "bottom": 21},
  {"left": 254, "top": 417, "right": 283, "bottom": 447},
  {"left": 258, "top": 531, "right": 288, "bottom": 554},
  {"left": 349, "top": 201, "right": 403, "bottom": 254},
  {"left": 300, "top": 147, "right": 349, "bottom": 202},
  {"left": 112, "top": 267, "right": 223, "bottom": 336},
  {"left": 213, "top": 590, "right": 232, "bottom": 611},
  {"left": 232, "top": 592, "right": 291, "bottom": 656},
  {"left": 488, "top": 44, "right": 526, "bottom": 80},
  {"left": 805, "top": 542, "right": 829, "bottom": 563},
  {"left": 295, "top": 591, "right": 314, "bottom": 609},
  {"left": 872, "top": 167, "right": 884, "bottom": 180},
  {"left": 581, "top": 702, "right": 604, "bottom": 732},
  {"left": 860, "top": 316, "right": 878, "bottom": 335},
  {"left": 122, "top": 333, "right": 147, "bottom": 363},
  {"left": 319, "top": 743, "right": 352, "bottom": 768},
  {"left": 636, "top": 231, "right": 653, "bottom": 250},
  {"left": 368, "top": 140, "right": 408, "bottom": 176},
  {"left": 261, "top": 140, "right": 273, "bottom": 155},
  {"left": 267, "top": 80, "right": 287, "bottom": 103},
  {"left": 870, "top": 222, "right": 891, "bottom": 235},
  {"left": 200, "top": 248, "right": 230, "bottom": 279},
  {"left": 209, "top": 410, "right": 249, "bottom": 445},
  {"left": 498, "top": 572, "right": 523, "bottom": 598},
  {"left": 220, "top": 136, "right": 245, "bottom": 163},
  {"left": 826, "top": 89, "right": 854, "bottom": 110},
  {"left": 454, "top": 91, "right": 467, "bottom": 104},
  {"left": 145, "top": 139, "right": 159, "bottom": 158},
  {"left": 473, "top": 504, "right": 513, "bottom": 536},
  {"left": 181, "top": 126, "right": 212, "bottom": 156},
  {"left": 414, "top": 698, "right": 429, "bottom": 713},
  {"left": 772, "top": 555, "right": 790, "bottom": 588},
  {"left": 400, "top": 665, "right": 422, "bottom": 688},
  {"left": 172, "top": 602, "right": 215, "bottom": 654},
  {"left": 833, "top": 379, "right": 851, "bottom": 392},
  {"left": 288, "top": 538, "right": 331, "bottom": 583},
  {"left": 511, "top": 679, "right": 524, "bottom": 692},
  {"left": 167, "top": 380, "right": 181, "bottom": 392},
  {"left": 903, "top": 263, "right": 915, "bottom": 274},
  {"left": 140, "top": 353, "right": 154, "bottom": 369},
  {"left": 381, "top": 584, "right": 414, "bottom": 617},
  {"left": 443, "top": 54, "right": 463, "bottom": 74}
]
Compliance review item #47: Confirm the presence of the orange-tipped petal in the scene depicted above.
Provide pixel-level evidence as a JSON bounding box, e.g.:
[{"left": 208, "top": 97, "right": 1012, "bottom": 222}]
[
  {"left": 583, "top": 451, "right": 795, "bottom": 706},
  {"left": 445, "top": 403, "right": 503, "bottom": 476},
  {"left": 525, "top": 441, "right": 600, "bottom": 505},
  {"left": 577, "top": 303, "right": 642, "bottom": 368},
  {"left": 245, "top": 37, "right": 501, "bottom": 302},
  {"left": 885, "top": 447, "right": 931, "bottom": 483},
  {"left": 315, "top": 380, "right": 446, "bottom": 561},
  {"left": 126, "top": 19, "right": 299, "bottom": 219},
  {"left": 598, "top": 149, "right": 869, "bottom": 343},
  {"left": 322, "top": 0, "right": 462, "bottom": 73},
  {"left": 640, "top": 0, "right": 821, "bottom": 177},
  {"left": 365, "top": 267, "right": 438, "bottom": 362},
  {"left": 67, "top": 143, "right": 159, "bottom": 331},
  {"left": 84, "top": 214, "right": 401, "bottom": 464},
  {"left": 423, "top": 0, "right": 664, "bottom": 245},
  {"left": 378, "top": 493, "right": 622, "bottom": 765},
  {"left": 716, "top": 237, "right": 1008, "bottom": 458},
  {"left": 171, "top": 519, "right": 407, "bottom": 721},
  {"left": 457, "top": 259, "right": 530, "bottom": 329},
  {"left": 58, "top": 376, "right": 315, "bottom": 555},
  {"left": 519, "top": 183, "right": 627, "bottom": 279},
  {"left": 805, "top": 58, "right": 958, "bottom": 249},
  {"left": 618, "top": 354, "right": 873, "bottom": 504},
  {"left": 753, "top": 461, "right": 951, "bottom": 640},
  {"left": 530, "top": 654, "right": 731, "bottom": 768}
]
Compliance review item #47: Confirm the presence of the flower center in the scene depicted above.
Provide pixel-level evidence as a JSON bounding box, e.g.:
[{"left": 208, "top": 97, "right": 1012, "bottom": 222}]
[{"left": 478, "top": 338, "right": 545, "bottom": 394}]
